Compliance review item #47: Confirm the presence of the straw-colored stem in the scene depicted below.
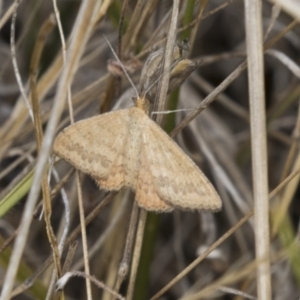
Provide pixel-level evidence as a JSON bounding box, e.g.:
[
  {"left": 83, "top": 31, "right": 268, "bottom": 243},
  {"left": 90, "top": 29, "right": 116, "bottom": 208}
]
[{"left": 244, "top": 1, "right": 271, "bottom": 298}]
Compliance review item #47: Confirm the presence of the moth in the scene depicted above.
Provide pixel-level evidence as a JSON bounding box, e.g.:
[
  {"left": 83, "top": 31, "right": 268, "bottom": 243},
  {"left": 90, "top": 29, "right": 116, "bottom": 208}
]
[{"left": 53, "top": 41, "right": 222, "bottom": 212}]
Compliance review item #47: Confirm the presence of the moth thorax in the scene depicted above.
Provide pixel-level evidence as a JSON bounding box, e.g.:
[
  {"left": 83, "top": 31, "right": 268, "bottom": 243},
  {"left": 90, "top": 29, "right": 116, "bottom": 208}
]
[{"left": 135, "top": 96, "right": 149, "bottom": 113}]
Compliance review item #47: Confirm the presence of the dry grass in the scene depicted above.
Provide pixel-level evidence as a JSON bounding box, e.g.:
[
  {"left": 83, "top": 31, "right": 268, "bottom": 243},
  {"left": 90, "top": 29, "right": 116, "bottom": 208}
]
[{"left": 0, "top": 0, "right": 300, "bottom": 299}]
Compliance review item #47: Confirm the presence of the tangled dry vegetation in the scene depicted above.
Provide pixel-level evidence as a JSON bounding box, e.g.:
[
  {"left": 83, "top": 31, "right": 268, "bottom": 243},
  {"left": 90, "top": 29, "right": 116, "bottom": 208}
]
[{"left": 1, "top": 0, "right": 300, "bottom": 299}]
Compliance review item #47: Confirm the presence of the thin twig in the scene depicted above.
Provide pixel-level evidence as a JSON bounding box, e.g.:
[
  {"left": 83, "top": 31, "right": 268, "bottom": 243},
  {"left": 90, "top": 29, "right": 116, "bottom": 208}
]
[
  {"left": 0, "top": 0, "right": 22, "bottom": 30},
  {"left": 0, "top": 145, "right": 35, "bottom": 180},
  {"left": 126, "top": 209, "right": 147, "bottom": 300},
  {"left": 188, "top": 0, "right": 207, "bottom": 54},
  {"left": 54, "top": 242, "right": 78, "bottom": 300},
  {"left": 33, "top": 168, "right": 75, "bottom": 218},
  {"left": 29, "top": 13, "right": 65, "bottom": 299},
  {"left": 122, "top": 0, "right": 144, "bottom": 52},
  {"left": 73, "top": 195, "right": 128, "bottom": 271},
  {"left": 114, "top": 202, "right": 140, "bottom": 292},
  {"left": 75, "top": 173, "right": 93, "bottom": 298},
  {"left": 56, "top": 271, "right": 125, "bottom": 300},
  {"left": 52, "top": 0, "right": 94, "bottom": 297},
  {"left": 30, "top": 13, "right": 62, "bottom": 281},
  {"left": 10, "top": 0, "right": 33, "bottom": 121},
  {"left": 117, "top": 0, "right": 128, "bottom": 59},
  {"left": 45, "top": 166, "right": 71, "bottom": 300}
]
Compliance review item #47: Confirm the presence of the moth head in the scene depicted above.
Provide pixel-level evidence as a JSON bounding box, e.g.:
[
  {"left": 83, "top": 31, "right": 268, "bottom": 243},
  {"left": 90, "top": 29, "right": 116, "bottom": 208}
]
[{"left": 134, "top": 95, "right": 150, "bottom": 113}]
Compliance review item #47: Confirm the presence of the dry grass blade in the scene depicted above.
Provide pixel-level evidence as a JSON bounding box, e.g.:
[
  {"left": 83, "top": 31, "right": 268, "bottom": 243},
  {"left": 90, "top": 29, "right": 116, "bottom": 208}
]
[
  {"left": 244, "top": 2, "right": 271, "bottom": 299},
  {"left": 29, "top": 13, "right": 63, "bottom": 297}
]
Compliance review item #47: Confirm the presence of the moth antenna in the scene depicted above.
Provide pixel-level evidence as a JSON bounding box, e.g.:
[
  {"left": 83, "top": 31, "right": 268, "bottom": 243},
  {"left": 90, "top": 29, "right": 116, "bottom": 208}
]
[{"left": 104, "top": 35, "right": 139, "bottom": 98}]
